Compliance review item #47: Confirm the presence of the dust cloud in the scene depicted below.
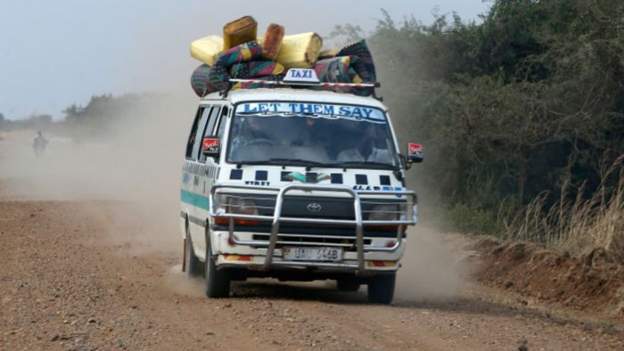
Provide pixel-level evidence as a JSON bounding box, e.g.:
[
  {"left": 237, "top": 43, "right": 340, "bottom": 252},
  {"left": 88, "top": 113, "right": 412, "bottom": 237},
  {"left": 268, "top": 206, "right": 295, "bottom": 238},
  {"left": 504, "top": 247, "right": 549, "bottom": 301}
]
[
  {"left": 396, "top": 226, "right": 468, "bottom": 302},
  {"left": 0, "top": 94, "right": 195, "bottom": 254},
  {"left": 162, "top": 264, "right": 205, "bottom": 298}
]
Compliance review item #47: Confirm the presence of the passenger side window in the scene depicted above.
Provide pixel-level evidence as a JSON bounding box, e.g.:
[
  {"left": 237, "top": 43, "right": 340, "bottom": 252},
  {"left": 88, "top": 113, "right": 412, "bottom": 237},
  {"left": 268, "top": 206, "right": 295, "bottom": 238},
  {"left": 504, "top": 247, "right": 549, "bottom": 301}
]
[
  {"left": 205, "top": 106, "right": 221, "bottom": 138},
  {"left": 215, "top": 106, "right": 229, "bottom": 138},
  {"left": 185, "top": 107, "right": 204, "bottom": 160},
  {"left": 190, "top": 106, "right": 213, "bottom": 161}
]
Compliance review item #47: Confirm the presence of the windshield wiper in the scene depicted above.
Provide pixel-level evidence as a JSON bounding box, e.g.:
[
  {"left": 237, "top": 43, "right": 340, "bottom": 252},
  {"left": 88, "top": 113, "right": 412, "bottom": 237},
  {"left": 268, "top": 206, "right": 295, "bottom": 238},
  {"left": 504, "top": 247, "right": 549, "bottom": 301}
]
[
  {"left": 237, "top": 158, "right": 325, "bottom": 168},
  {"left": 236, "top": 159, "right": 397, "bottom": 170},
  {"left": 324, "top": 161, "right": 398, "bottom": 170},
  {"left": 267, "top": 158, "right": 325, "bottom": 167}
]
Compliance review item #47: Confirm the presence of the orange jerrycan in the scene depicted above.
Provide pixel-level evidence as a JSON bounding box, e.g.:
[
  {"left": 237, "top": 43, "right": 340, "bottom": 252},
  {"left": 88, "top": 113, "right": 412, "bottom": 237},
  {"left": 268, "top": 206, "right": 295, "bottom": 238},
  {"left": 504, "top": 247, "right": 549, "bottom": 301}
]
[{"left": 262, "top": 23, "right": 285, "bottom": 60}]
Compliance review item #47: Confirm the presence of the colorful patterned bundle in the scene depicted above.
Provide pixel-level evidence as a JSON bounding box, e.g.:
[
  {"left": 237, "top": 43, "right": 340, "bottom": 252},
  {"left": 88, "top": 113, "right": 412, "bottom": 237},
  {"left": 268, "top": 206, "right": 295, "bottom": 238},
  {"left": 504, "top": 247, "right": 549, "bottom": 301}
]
[
  {"left": 314, "top": 56, "right": 352, "bottom": 83},
  {"left": 337, "top": 40, "right": 377, "bottom": 83},
  {"left": 190, "top": 64, "right": 212, "bottom": 97},
  {"left": 191, "top": 64, "right": 230, "bottom": 97},
  {"left": 231, "top": 76, "right": 276, "bottom": 91},
  {"left": 230, "top": 61, "right": 285, "bottom": 79},
  {"left": 214, "top": 41, "right": 263, "bottom": 68}
]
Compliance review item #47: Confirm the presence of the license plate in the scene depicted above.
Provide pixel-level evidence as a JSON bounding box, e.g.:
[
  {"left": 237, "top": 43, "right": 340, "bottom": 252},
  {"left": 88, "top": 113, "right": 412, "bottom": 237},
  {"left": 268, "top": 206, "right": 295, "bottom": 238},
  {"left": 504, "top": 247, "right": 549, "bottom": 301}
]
[{"left": 282, "top": 247, "right": 343, "bottom": 262}]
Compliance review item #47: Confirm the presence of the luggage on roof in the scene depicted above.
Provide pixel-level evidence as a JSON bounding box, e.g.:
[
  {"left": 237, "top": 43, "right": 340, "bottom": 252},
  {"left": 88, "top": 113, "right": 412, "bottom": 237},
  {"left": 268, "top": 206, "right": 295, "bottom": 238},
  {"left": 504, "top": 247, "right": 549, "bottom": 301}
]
[
  {"left": 223, "top": 16, "right": 258, "bottom": 50},
  {"left": 230, "top": 61, "right": 284, "bottom": 79},
  {"left": 190, "top": 36, "right": 223, "bottom": 66},
  {"left": 188, "top": 16, "right": 378, "bottom": 98},
  {"left": 215, "top": 41, "right": 263, "bottom": 67},
  {"left": 261, "top": 23, "right": 285, "bottom": 60},
  {"left": 275, "top": 32, "right": 322, "bottom": 69}
]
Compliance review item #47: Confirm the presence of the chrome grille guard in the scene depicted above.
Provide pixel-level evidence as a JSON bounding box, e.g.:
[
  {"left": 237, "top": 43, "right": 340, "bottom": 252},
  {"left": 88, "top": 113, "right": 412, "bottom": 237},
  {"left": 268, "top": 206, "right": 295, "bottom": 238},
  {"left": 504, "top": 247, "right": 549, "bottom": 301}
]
[{"left": 208, "top": 184, "right": 417, "bottom": 273}]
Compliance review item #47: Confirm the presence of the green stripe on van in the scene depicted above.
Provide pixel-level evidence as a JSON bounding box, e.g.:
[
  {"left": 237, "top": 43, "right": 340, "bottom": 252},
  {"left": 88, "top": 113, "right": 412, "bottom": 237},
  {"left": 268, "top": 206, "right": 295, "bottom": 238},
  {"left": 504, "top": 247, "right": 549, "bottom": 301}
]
[{"left": 180, "top": 190, "right": 210, "bottom": 210}]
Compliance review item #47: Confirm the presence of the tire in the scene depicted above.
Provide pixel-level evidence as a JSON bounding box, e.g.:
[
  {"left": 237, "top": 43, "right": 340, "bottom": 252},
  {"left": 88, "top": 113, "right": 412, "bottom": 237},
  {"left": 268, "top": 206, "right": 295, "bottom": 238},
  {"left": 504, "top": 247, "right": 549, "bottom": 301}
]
[
  {"left": 367, "top": 273, "right": 396, "bottom": 304},
  {"left": 337, "top": 278, "right": 361, "bottom": 292},
  {"left": 184, "top": 226, "right": 202, "bottom": 277},
  {"left": 204, "top": 231, "right": 230, "bottom": 298}
]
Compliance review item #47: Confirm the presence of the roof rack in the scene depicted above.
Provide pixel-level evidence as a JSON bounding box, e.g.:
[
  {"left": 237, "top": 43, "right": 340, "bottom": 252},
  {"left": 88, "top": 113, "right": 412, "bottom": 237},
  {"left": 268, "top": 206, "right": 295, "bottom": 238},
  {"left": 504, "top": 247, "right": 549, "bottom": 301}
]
[
  {"left": 222, "top": 68, "right": 383, "bottom": 100},
  {"left": 229, "top": 78, "right": 380, "bottom": 89}
]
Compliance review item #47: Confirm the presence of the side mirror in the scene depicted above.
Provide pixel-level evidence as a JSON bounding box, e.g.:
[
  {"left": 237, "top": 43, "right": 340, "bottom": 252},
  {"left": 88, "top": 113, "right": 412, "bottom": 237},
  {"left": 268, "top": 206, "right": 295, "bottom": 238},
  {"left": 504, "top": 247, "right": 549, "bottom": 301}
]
[
  {"left": 406, "top": 143, "right": 424, "bottom": 167},
  {"left": 202, "top": 137, "right": 220, "bottom": 158}
]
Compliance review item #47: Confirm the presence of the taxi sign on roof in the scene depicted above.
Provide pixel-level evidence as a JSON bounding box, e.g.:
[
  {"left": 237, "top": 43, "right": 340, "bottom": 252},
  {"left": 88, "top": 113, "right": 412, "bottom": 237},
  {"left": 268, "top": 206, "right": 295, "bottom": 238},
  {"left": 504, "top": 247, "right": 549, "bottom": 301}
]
[{"left": 283, "top": 68, "right": 320, "bottom": 84}]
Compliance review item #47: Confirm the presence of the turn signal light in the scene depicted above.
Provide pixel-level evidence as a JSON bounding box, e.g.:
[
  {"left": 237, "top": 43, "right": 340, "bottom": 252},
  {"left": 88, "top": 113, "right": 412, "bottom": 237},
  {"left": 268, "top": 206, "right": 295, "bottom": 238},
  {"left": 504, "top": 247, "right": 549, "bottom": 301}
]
[
  {"left": 214, "top": 216, "right": 260, "bottom": 226},
  {"left": 223, "top": 254, "right": 253, "bottom": 262},
  {"left": 367, "top": 260, "right": 396, "bottom": 267},
  {"left": 385, "top": 240, "right": 398, "bottom": 248}
]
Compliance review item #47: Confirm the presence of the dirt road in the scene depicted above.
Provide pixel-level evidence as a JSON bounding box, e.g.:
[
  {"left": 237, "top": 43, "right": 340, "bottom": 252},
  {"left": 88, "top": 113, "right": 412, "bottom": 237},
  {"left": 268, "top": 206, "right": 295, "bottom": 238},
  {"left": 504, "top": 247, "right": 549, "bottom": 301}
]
[{"left": 1, "top": 198, "right": 623, "bottom": 351}]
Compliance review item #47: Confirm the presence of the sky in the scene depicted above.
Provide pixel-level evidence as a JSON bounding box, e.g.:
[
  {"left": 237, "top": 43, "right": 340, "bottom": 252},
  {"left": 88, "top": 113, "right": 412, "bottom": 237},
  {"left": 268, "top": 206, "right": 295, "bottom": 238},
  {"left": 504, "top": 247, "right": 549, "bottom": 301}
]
[{"left": 0, "top": 0, "right": 490, "bottom": 119}]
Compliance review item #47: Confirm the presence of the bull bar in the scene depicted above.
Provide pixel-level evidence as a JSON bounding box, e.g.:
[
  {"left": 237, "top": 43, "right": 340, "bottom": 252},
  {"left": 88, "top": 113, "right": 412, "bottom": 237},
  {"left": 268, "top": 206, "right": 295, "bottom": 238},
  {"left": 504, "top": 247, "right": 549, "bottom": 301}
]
[{"left": 208, "top": 184, "right": 417, "bottom": 273}]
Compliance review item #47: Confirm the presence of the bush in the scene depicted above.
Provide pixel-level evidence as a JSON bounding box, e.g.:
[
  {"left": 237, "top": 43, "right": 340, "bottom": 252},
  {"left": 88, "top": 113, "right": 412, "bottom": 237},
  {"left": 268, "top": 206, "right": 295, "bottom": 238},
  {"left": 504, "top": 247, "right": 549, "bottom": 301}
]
[
  {"left": 331, "top": 2, "right": 624, "bottom": 242},
  {"left": 446, "top": 203, "right": 503, "bottom": 236}
]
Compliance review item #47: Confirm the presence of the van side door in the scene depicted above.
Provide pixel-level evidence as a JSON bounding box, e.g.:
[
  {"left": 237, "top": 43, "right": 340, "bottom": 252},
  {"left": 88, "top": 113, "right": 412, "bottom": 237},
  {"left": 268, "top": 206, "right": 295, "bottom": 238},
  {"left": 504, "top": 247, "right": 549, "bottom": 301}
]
[{"left": 183, "top": 104, "right": 215, "bottom": 251}]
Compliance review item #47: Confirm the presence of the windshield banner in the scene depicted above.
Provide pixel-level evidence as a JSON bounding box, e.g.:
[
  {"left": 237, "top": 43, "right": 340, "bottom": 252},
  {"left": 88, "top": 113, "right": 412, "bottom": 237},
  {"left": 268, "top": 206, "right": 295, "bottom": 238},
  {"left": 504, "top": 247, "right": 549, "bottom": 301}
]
[{"left": 236, "top": 102, "right": 386, "bottom": 123}]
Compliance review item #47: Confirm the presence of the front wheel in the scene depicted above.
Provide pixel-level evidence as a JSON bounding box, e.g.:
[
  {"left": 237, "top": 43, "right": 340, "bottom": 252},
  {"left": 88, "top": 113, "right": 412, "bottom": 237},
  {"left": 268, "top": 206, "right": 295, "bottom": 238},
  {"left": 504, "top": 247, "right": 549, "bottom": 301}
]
[
  {"left": 205, "top": 232, "right": 230, "bottom": 298},
  {"left": 367, "top": 273, "right": 396, "bottom": 304}
]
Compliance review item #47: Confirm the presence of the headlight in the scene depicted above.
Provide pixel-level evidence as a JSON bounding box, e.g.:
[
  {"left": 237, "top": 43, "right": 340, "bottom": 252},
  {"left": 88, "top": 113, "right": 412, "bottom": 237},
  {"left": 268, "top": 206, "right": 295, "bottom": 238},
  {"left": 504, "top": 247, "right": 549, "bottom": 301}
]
[
  {"left": 229, "top": 196, "right": 258, "bottom": 215},
  {"left": 368, "top": 204, "right": 405, "bottom": 221},
  {"left": 214, "top": 194, "right": 258, "bottom": 215}
]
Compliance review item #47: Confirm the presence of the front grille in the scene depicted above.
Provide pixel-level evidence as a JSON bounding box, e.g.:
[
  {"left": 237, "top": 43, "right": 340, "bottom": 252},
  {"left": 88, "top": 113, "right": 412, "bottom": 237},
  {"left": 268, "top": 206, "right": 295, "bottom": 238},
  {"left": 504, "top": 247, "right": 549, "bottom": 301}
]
[
  {"left": 281, "top": 196, "right": 355, "bottom": 219},
  {"left": 216, "top": 222, "right": 400, "bottom": 238}
]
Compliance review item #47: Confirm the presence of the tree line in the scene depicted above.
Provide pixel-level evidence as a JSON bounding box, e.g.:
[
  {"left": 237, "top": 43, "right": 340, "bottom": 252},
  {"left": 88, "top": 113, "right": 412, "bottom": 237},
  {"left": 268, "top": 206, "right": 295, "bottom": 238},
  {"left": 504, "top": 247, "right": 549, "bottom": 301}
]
[{"left": 334, "top": 0, "right": 624, "bottom": 233}]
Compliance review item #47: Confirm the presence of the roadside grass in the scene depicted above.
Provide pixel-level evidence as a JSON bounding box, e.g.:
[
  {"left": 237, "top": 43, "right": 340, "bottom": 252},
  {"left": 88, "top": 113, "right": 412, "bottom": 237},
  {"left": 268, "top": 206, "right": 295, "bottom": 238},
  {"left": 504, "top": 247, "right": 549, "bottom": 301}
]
[
  {"left": 445, "top": 157, "right": 624, "bottom": 261},
  {"left": 503, "top": 158, "right": 624, "bottom": 261},
  {"left": 446, "top": 203, "right": 505, "bottom": 236}
]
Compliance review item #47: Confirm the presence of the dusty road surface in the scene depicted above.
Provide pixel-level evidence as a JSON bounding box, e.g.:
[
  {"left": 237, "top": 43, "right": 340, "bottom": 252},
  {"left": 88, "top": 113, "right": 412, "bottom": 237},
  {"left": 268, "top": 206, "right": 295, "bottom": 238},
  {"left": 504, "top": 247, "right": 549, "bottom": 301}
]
[{"left": 1, "top": 198, "right": 623, "bottom": 351}]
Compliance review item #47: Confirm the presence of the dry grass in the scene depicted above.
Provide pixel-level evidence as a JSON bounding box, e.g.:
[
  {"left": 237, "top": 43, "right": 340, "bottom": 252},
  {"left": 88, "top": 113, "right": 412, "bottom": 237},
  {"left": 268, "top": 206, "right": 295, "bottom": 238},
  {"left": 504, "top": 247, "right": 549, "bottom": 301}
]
[{"left": 504, "top": 157, "right": 624, "bottom": 261}]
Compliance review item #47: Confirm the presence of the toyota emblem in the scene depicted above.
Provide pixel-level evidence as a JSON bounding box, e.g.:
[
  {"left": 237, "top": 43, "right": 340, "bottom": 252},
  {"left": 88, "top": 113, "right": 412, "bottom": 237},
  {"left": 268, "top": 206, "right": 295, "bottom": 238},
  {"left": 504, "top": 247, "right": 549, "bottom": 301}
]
[{"left": 306, "top": 202, "right": 322, "bottom": 212}]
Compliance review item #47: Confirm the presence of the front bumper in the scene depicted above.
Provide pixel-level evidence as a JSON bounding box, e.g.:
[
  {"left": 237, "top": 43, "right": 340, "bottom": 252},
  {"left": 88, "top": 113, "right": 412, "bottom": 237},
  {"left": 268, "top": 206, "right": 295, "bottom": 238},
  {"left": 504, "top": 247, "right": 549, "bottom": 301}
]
[{"left": 212, "top": 230, "right": 406, "bottom": 274}]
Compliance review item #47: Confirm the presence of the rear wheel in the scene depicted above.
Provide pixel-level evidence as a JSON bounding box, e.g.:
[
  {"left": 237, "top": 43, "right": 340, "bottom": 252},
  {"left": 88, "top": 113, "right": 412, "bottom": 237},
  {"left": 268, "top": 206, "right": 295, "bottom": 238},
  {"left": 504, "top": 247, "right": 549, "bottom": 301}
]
[
  {"left": 205, "top": 232, "right": 230, "bottom": 298},
  {"left": 184, "top": 225, "right": 202, "bottom": 277},
  {"left": 337, "top": 278, "right": 361, "bottom": 292},
  {"left": 367, "top": 273, "right": 396, "bottom": 304}
]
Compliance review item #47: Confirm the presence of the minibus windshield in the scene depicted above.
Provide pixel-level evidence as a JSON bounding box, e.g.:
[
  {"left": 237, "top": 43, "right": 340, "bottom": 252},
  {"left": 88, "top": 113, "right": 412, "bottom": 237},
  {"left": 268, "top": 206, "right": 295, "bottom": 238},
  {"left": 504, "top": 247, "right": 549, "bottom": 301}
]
[{"left": 227, "top": 102, "right": 399, "bottom": 169}]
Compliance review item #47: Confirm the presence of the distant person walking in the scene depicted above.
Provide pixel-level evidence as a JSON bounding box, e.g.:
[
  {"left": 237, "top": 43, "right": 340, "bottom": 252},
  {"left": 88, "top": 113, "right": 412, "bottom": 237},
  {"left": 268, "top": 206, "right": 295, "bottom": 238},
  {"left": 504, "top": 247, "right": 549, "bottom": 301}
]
[{"left": 33, "top": 131, "right": 48, "bottom": 157}]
